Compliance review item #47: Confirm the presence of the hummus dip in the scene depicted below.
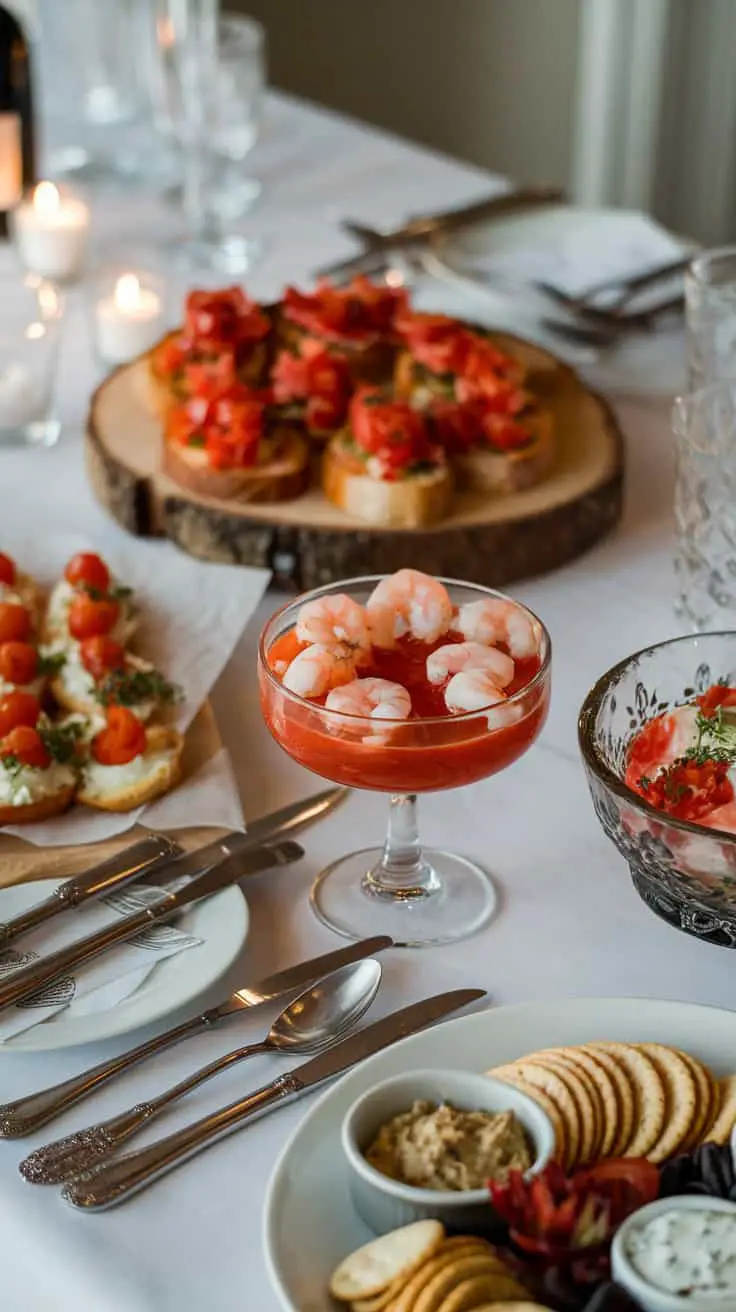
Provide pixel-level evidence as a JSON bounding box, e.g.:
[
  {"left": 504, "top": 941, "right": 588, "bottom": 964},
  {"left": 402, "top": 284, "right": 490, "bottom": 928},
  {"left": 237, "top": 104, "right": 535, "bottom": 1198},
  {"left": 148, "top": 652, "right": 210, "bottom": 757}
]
[{"left": 365, "top": 1099, "right": 532, "bottom": 1192}]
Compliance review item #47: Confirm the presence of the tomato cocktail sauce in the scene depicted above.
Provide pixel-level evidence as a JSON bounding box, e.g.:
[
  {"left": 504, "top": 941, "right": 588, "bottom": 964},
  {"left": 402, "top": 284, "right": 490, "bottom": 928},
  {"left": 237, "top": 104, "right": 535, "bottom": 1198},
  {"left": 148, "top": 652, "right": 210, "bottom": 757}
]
[{"left": 260, "top": 629, "right": 548, "bottom": 792}]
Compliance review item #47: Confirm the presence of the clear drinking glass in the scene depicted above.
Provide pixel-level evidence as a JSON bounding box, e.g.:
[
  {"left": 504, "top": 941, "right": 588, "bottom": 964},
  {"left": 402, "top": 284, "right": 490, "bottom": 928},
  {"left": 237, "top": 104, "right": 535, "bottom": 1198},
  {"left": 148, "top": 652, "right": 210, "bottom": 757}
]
[
  {"left": 685, "top": 247, "right": 736, "bottom": 389},
  {"left": 258, "top": 576, "right": 551, "bottom": 948},
  {"left": 673, "top": 381, "right": 736, "bottom": 630},
  {"left": 157, "top": 3, "right": 265, "bottom": 272},
  {"left": 0, "top": 273, "right": 63, "bottom": 448}
]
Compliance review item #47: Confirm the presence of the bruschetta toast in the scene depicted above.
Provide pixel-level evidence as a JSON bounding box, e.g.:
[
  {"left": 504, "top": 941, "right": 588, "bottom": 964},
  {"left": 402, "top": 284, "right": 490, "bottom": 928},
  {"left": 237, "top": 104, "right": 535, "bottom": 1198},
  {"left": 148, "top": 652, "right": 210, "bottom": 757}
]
[{"left": 77, "top": 715, "right": 184, "bottom": 812}]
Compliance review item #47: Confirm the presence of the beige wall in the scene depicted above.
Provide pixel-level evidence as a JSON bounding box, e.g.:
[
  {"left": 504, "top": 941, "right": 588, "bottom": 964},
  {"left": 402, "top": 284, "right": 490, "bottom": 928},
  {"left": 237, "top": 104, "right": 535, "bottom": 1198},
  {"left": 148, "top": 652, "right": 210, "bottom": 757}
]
[{"left": 228, "top": 0, "right": 581, "bottom": 187}]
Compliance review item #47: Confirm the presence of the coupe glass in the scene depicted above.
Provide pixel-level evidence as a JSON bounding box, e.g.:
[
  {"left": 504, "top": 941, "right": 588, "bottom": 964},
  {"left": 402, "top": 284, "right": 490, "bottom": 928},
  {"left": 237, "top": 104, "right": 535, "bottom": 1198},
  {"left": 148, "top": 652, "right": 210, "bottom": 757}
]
[{"left": 258, "top": 576, "right": 551, "bottom": 947}]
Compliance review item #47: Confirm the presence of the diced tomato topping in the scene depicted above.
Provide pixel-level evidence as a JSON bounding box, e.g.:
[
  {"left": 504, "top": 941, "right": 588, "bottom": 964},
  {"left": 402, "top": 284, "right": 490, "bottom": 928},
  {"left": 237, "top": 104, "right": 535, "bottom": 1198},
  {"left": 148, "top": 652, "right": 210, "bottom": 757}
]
[
  {"left": 92, "top": 706, "right": 147, "bottom": 766},
  {"left": 350, "top": 388, "right": 442, "bottom": 476},
  {"left": 68, "top": 593, "right": 120, "bottom": 641},
  {"left": 64, "top": 552, "right": 110, "bottom": 593},
  {"left": 0, "top": 602, "right": 31, "bottom": 644},
  {"left": 638, "top": 757, "right": 734, "bottom": 821},
  {"left": 182, "top": 349, "right": 238, "bottom": 398},
  {"left": 184, "top": 287, "right": 270, "bottom": 350},
  {"left": 430, "top": 396, "right": 533, "bottom": 454},
  {"left": 167, "top": 385, "right": 265, "bottom": 471},
  {"left": 272, "top": 338, "right": 352, "bottom": 432},
  {"left": 283, "top": 277, "right": 408, "bottom": 344},
  {"left": 396, "top": 310, "right": 472, "bottom": 374},
  {"left": 0, "top": 691, "right": 40, "bottom": 737},
  {"left": 0, "top": 552, "right": 16, "bottom": 586},
  {"left": 0, "top": 642, "right": 38, "bottom": 686},
  {"left": 80, "top": 635, "right": 126, "bottom": 682},
  {"left": 0, "top": 725, "right": 50, "bottom": 769},
  {"left": 697, "top": 684, "right": 736, "bottom": 718}
]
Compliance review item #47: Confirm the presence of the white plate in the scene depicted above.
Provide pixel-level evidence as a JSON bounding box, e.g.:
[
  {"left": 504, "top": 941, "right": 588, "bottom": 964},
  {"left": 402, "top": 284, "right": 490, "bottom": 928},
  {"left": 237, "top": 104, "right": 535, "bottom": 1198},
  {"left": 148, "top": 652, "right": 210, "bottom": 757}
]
[
  {"left": 0, "top": 878, "right": 248, "bottom": 1052},
  {"left": 264, "top": 995, "right": 736, "bottom": 1312},
  {"left": 422, "top": 203, "right": 693, "bottom": 396}
]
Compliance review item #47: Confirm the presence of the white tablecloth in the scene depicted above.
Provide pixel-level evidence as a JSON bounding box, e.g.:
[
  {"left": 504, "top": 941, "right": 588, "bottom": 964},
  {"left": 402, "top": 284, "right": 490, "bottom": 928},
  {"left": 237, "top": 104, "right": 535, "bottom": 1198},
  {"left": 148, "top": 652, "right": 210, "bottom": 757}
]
[{"left": 0, "top": 93, "right": 718, "bottom": 1312}]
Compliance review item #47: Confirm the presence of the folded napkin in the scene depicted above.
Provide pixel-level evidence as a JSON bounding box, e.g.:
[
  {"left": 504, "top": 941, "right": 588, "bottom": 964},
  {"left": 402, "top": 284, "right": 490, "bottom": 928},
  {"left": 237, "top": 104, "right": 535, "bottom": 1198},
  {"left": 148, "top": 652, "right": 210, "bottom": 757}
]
[{"left": 0, "top": 880, "right": 201, "bottom": 1043}]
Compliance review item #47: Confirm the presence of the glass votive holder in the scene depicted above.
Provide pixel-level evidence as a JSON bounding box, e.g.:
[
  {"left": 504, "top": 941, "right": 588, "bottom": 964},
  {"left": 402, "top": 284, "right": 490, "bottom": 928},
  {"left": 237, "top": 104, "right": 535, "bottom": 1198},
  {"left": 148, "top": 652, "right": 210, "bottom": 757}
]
[
  {"left": 0, "top": 272, "right": 64, "bottom": 448},
  {"left": 10, "top": 182, "right": 91, "bottom": 284},
  {"left": 90, "top": 268, "right": 169, "bottom": 369}
]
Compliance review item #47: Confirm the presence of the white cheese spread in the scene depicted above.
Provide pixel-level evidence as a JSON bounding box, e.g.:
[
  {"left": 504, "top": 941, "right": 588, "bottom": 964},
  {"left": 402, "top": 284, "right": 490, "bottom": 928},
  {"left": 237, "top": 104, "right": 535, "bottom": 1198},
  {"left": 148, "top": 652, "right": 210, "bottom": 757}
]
[
  {"left": 81, "top": 750, "right": 172, "bottom": 800},
  {"left": 0, "top": 759, "right": 75, "bottom": 807},
  {"left": 625, "top": 1206, "right": 736, "bottom": 1297},
  {"left": 45, "top": 579, "right": 138, "bottom": 647}
]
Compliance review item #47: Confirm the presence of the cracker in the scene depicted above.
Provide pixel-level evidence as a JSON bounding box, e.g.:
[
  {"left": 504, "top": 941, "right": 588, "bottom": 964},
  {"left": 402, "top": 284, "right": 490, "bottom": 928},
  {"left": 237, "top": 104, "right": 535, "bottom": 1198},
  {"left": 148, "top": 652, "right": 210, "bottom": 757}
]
[
  {"left": 433, "top": 1274, "right": 529, "bottom": 1312},
  {"left": 488, "top": 1062, "right": 579, "bottom": 1168},
  {"left": 329, "top": 1220, "right": 445, "bottom": 1302},
  {"left": 553, "top": 1047, "right": 619, "bottom": 1159},
  {"left": 588, "top": 1042, "right": 665, "bottom": 1159},
  {"left": 392, "top": 1251, "right": 510, "bottom": 1312},
  {"left": 701, "top": 1074, "right": 736, "bottom": 1145},
  {"left": 636, "top": 1043, "right": 698, "bottom": 1163},
  {"left": 677, "top": 1049, "right": 717, "bottom": 1150},
  {"left": 579, "top": 1043, "right": 635, "bottom": 1158},
  {"left": 528, "top": 1051, "right": 603, "bottom": 1165},
  {"left": 469, "top": 1305, "right": 554, "bottom": 1311}
]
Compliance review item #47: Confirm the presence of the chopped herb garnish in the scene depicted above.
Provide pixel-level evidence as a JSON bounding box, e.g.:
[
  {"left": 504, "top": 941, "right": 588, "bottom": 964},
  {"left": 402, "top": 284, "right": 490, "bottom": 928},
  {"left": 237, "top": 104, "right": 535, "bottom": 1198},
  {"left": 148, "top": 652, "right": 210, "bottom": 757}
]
[
  {"left": 95, "top": 667, "right": 182, "bottom": 709},
  {"left": 37, "top": 650, "right": 66, "bottom": 676},
  {"left": 186, "top": 435, "right": 206, "bottom": 448},
  {"left": 683, "top": 707, "right": 736, "bottom": 768},
  {"left": 0, "top": 755, "right": 22, "bottom": 776},
  {"left": 38, "top": 721, "right": 83, "bottom": 765},
  {"left": 82, "top": 582, "right": 133, "bottom": 603}
]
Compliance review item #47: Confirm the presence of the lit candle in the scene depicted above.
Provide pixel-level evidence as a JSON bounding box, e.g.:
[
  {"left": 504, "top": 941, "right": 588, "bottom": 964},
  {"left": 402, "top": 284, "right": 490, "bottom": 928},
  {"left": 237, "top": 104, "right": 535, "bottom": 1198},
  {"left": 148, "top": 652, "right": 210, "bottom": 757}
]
[
  {"left": 94, "top": 273, "right": 166, "bottom": 366},
  {"left": 11, "top": 182, "right": 90, "bottom": 282}
]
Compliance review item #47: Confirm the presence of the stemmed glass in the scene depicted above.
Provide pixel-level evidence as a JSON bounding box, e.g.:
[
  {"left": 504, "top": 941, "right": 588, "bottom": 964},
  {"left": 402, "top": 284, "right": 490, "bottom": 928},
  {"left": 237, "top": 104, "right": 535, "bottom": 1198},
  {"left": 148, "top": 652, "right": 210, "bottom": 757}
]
[
  {"left": 155, "top": 1, "right": 265, "bottom": 272},
  {"left": 258, "top": 576, "right": 551, "bottom": 948}
]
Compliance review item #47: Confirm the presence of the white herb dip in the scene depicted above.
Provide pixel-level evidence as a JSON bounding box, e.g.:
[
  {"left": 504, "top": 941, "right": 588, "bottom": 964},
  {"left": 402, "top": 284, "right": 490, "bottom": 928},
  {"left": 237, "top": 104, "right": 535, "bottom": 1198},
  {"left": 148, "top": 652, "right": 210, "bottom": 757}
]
[{"left": 625, "top": 1207, "right": 736, "bottom": 1296}]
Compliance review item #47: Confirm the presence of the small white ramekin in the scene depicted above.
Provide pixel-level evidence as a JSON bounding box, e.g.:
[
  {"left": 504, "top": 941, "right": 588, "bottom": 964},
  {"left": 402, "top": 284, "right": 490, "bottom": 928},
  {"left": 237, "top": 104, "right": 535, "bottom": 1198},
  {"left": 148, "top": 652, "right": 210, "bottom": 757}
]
[
  {"left": 612, "top": 1194, "right": 736, "bottom": 1312},
  {"left": 341, "top": 1067, "right": 555, "bottom": 1236}
]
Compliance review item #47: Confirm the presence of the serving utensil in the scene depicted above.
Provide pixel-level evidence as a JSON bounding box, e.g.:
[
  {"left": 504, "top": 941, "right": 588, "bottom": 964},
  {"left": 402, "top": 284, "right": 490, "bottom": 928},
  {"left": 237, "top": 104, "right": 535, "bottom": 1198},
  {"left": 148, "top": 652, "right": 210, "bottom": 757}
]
[
  {"left": 315, "top": 187, "right": 564, "bottom": 280},
  {"left": 0, "top": 834, "right": 183, "bottom": 949},
  {"left": 542, "top": 254, "right": 690, "bottom": 315},
  {"left": 62, "top": 987, "right": 486, "bottom": 1210},
  {"left": 0, "top": 935, "right": 392, "bottom": 1138},
  {"left": 22, "top": 959, "right": 383, "bottom": 1183},
  {"left": 0, "top": 843, "right": 302, "bottom": 1014}
]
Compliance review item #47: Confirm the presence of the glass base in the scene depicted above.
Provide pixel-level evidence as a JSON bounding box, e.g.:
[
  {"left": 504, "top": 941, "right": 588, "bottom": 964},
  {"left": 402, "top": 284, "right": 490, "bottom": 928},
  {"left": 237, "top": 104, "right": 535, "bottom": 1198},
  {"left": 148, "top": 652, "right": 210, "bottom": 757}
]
[
  {"left": 310, "top": 846, "right": 497, "bottom": 948},
  {"left": 168, "top": 234, "right": 261, "bottom": 275},
  {"left": 0, "top": 418, "right": 60, "bottom": 449}
]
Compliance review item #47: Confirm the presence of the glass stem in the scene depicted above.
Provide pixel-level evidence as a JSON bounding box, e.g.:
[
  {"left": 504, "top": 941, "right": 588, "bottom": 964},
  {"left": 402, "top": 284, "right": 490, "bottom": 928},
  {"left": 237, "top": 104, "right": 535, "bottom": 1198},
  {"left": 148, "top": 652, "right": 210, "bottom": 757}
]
[{"left": 364, "top": 794, "right": 439, "bottom": 900}]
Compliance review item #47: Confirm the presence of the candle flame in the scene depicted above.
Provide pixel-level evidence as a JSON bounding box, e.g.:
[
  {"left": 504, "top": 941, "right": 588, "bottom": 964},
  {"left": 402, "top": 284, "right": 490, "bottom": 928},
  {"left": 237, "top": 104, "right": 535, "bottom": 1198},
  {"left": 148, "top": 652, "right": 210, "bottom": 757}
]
[
  {"left": 34, "top": 181, "right": 60, "bottom": 214},
  {"left": 115, "top": 274, "right": 142, "bottom": 311},
  {"left": 157, "top": 16, "right": 175, "bottom": 49}
]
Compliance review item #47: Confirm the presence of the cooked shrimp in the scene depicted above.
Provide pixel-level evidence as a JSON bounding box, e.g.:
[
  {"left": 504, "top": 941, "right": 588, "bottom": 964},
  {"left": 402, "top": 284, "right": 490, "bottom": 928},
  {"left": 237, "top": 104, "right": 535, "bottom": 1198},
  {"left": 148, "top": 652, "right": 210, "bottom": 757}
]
[
  {"left": 444, "top": 668, "right": 508, "bottom": 714},
  {"left": 426, "top": 641, "right": 515, "bottom": 689},
  {"left": 282, "top": 644, "right": 357, "bottom": 699},
  {"left": 296, "top": 594, "right": 369, "bottom": 655},
  {"left": 325, "top": 677, "right": 412, "bottom": 720},
  {"left": 366, "top": 569, "right": 453, "bottom": 649},
  {"left": 454, "top": 598, "right": 539, "bottom": 660}
]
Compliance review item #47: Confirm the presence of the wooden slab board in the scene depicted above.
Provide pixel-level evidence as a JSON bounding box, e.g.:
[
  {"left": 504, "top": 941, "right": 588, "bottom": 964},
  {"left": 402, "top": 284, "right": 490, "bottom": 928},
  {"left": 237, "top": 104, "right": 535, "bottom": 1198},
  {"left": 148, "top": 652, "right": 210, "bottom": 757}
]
[
  {"left": 86, "top": 332, "right": 624, "bottom": 591},
  {"left": 0, "top": 702, "right": 231, "bottom": 889}
]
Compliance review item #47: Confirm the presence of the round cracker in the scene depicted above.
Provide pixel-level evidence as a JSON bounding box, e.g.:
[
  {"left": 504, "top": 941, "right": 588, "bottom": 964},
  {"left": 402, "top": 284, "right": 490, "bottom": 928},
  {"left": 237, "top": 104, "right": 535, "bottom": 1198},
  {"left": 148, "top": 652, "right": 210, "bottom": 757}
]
[
  {"left": 391, "top": 1248, "right": 509, "bottom": 1312},
  {"left": 468, "top": 1305, "right": 554, "bottom": 1311},
  {"left": 433, "top": 1274, "right": 529, "bottom": 1312},
  {"left": 676, "top": 1049, "right": 716, "bottom": 1150},
  {"left": 329, "top": 1220, "right": 445, "bottom": 1302},
  {"left": 588, "top": 1042, "right": 665, "bottom": 1159},
  {"left": 489, "top": 1062, "right": 579, "bottom": 1168},
  {"left": 352, "top": 1244, "right": 493, "bottom": 1312},
  {"left": 489, "top": 1073, "right": 567, "bottom": 1166},
  {"left": 578, "top": 1043, "right": 635, "bottom": 1158},
  {"left": 636, "top": 1043, "right": 698, "bottom": 1163},
  {"left": 701, "top": 1074, "right": 736, "bottom": 1145},
  {"left": 529, "top": 1051, "right": 604, "bottom": 1164},
  {"left": 552, "top": 1047, "right": 619, "bottom": 1159}
]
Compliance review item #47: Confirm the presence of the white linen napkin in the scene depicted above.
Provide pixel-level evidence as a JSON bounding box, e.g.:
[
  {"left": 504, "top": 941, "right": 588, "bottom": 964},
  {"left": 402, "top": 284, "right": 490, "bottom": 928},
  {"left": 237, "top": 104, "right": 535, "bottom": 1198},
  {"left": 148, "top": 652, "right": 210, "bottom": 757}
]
[{"left": 0, "top": 880, "right": 201, "bottom": 1043}]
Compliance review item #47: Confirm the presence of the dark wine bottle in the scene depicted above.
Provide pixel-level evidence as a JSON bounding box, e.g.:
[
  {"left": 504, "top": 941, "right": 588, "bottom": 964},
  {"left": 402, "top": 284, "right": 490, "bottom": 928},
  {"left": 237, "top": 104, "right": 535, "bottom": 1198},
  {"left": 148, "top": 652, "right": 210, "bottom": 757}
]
[{"left": 0, "top": 4, "right": 34, "bottom": 238}]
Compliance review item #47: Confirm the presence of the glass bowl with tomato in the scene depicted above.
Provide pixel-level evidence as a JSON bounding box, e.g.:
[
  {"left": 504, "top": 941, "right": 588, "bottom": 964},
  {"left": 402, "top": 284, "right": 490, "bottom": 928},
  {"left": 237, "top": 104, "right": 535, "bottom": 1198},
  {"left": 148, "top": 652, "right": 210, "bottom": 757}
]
[{"left": 579, "top": 632, "right": 736, "bottom": 948}]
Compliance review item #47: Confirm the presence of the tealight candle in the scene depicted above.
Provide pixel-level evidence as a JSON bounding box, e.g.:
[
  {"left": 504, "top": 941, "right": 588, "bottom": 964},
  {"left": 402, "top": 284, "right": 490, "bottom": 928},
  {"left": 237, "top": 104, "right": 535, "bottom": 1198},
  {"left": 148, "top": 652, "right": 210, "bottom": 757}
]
[
  {"left": 11, "top": 182, "right": 90, "bottom": 282},
  {"left": 94, "top": 273, "right": 166, "bottom": 366}
]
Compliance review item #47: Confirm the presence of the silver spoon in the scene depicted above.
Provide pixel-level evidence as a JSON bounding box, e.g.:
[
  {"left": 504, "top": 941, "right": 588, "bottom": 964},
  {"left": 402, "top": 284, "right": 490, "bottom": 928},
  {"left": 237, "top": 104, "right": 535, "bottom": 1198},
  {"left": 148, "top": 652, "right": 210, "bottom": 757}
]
[{"left": 20, "top": 958, "right": 382, "bottom": 1185}]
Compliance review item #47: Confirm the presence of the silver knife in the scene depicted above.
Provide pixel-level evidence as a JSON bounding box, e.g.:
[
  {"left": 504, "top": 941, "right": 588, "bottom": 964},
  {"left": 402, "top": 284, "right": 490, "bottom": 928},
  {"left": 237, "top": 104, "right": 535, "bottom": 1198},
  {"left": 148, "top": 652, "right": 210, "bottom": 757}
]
[
  {"left": 315, "top": 186, "right": 564, "bottom": 280},
  {"left": 0, "top": 842, "right": 303, "bottom": 1014},
  {"left": 0, "top": 936, "right": 394, "bottom": 1138},
  {"left": 0, "top": 834, "right": 184, "bottom": 950},
  {"left": 62, "top": 987, "right": 486, "bottom": 1210}
]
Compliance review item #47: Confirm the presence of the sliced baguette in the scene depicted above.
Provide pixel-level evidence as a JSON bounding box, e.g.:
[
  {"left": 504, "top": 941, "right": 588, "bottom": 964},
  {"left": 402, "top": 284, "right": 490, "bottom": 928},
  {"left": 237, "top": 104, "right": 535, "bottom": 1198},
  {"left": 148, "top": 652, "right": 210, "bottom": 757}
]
[
  {"left": 77, "top": 726, "right": 184, "bottom": 812},
  {"left": 322, "top": 436, "right": 453, "bottom": 528},
  {"left": 0, "top": 783, "right": 76, "bottom": 827},
  {"left": 453, "top": 407, "right": 555, "bottom": 496},
  {"left": 162, "top": 426, "right": 311, "bottom": 503}
]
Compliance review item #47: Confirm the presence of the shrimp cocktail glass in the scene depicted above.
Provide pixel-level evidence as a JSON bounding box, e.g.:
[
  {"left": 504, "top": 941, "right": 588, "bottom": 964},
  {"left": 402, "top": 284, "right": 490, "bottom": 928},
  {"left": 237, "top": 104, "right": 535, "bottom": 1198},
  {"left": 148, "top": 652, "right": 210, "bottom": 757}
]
[{"left": 258, "top": 569, "right": 551, "bottom": 947}]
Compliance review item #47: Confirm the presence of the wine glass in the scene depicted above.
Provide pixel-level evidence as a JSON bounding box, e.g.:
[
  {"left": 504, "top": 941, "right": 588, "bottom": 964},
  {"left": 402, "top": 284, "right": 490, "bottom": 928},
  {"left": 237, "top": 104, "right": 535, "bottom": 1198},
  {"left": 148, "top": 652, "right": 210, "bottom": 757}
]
[{"left": 258, "top": 576, "right": 551, "bottom": 948}]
